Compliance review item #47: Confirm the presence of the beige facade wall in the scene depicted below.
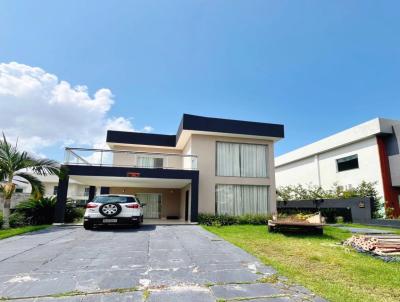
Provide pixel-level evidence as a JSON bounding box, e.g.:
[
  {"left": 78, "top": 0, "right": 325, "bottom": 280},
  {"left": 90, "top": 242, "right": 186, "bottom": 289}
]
[
  {"left": 109, "top": 133, "right": 278, "bottom": 217},
  {"left": 190, "top": 134, "right": 276, "bottom": 214},
  {"left": 110, "top": 187, "right": 183, "bottom": 219}
]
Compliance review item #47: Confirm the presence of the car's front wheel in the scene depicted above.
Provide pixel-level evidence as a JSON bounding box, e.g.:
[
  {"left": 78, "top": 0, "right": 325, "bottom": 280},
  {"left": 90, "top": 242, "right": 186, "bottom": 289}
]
[{"left": 83, "top": 221, "right": 94, "bottom": 230}]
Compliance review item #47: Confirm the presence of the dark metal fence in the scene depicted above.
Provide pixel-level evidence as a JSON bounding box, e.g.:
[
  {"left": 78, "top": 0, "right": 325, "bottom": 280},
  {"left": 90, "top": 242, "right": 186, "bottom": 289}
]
[{"left": 277, "top": 197, "right": 372, "bottom": 223}]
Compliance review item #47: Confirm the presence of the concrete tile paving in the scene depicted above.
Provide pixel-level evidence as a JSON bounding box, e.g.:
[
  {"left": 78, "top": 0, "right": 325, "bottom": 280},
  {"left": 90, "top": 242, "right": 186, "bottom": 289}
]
[{"left": 0, "top": 225, "right": 326, "bottom": 301}]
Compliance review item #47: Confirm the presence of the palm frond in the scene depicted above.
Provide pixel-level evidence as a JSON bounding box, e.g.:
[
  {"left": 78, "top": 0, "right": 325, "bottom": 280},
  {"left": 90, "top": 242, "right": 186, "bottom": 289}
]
[
  {"left": 14, "top": 172, "right": 45, "bottom": 197},
  {"left": 24, "top": 156, "right": 60, "bottom": 176},
  {"left": 0, "top": 133, "right": 27, "bottom": 176}
]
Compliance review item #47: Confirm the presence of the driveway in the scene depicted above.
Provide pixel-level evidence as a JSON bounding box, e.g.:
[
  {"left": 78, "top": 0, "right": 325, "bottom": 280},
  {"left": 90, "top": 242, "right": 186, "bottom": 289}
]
[{"left": 0, "top": 225, "right": 325, "bottom": 301}]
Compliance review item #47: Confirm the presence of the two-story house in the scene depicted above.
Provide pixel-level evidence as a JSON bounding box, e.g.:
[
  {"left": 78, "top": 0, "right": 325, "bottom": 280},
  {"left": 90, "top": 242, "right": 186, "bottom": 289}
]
[{"left": 54, "top": 114, "right": 284, "bottom": 223}]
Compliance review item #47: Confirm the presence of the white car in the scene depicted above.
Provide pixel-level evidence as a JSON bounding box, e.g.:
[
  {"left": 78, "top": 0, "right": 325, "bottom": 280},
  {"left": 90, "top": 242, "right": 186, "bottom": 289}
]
[{"left": 83, "top": 194, "right": 144, "bottom": 230}]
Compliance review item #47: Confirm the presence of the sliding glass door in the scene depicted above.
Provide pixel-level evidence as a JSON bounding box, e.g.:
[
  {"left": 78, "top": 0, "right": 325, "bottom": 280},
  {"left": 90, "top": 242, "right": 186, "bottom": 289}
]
[{"left": 136, "top": 193, "right": 161, "bottom": 219}]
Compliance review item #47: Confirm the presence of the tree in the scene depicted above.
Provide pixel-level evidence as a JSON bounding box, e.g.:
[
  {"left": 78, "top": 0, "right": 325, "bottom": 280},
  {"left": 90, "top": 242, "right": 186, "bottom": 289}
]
[{"left": 0, "top": 134, "right": 60, "bottom": 228}]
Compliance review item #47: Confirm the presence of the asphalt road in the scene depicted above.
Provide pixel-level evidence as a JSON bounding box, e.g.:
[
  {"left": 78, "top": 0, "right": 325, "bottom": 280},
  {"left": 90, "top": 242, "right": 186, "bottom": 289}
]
[{"left": 0, "top": 225, "right": 325, "bottom": 301}]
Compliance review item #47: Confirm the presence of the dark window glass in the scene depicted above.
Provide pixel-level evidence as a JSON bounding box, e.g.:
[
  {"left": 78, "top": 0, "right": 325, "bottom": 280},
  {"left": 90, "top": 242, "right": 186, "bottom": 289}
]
[
  {"left": 15, "top": 188, "right": 23, "bottom": 193},
  {"left": 337, "top": 155, "right": 359, "bottom": 172},
  {"left": 53, "top": 186, "right": 58, "bottom": 195},
  {"left": 84, "top": 187, "right": 90, "bottom": 196},
  {"left": 92, "top": 195, "right": 135, "bottom": 203},
  {"left": 153, "top": 158, "right": 164, "bottom": 168}
]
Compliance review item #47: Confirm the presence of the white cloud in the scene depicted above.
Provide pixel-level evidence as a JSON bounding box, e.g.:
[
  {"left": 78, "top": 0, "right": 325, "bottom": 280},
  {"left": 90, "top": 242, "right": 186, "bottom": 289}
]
[
  {"left": 0, "top": 62, "right": 149, "bottom": 156},
  {"left": 142, "top": 126, "right": 154, "bottom": 133}
]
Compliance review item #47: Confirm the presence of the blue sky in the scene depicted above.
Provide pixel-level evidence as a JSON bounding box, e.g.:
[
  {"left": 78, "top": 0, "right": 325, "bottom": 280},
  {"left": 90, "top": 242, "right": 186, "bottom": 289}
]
[{"left": 0, "top": 1, "right": 399, "bottom": 160}]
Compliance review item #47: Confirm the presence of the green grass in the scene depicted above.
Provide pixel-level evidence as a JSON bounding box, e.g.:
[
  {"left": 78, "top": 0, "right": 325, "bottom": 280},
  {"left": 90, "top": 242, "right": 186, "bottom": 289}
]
[
  {"left": 0, "top": 225, "right": 50, "bottom": 240},
  {"left": 204, "top": 224, "right": 400, "bottom": 302}
]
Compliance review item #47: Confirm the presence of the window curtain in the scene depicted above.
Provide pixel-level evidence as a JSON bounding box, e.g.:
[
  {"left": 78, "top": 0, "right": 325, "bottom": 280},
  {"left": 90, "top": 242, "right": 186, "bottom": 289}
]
[
  {"left": 136, "top": 193, "right": 161, "bottom": 219},
  {"left": 217, "top": 142, "right": 268, "bottom": 178},
  {"left": 216, "top": 185, "right": 268, "bottom": 215},
  {"left": 137, "top": 156, "right": 164, "bottom": 168},
  {"left": 216, "top": 143, "right": 240, "bottom": 176},
  {"left": 240, "top": 144, "right": 268, "bottom": 177}
]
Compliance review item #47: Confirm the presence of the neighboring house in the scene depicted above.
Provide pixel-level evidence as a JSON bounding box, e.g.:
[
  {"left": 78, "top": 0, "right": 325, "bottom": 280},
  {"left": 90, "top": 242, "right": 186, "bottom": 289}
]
[
  {"left": 275, "top": 118, "right": 400, "bottom": 216},
  {"left": 54, "top": 114, "right": 284, "bottom": 222},
  {"left": 16, "top": 174, "right": 90, "bottom": 203}
]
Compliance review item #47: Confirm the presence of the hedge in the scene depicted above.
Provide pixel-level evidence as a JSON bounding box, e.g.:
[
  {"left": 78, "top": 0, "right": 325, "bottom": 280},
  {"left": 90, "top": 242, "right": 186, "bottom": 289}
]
[{"left": 198, "top": 213, "right": 272, "bottom": 226}]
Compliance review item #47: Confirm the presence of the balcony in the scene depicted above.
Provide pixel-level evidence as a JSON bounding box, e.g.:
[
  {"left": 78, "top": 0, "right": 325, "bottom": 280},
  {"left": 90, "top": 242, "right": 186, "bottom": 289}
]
[{"left": 64, "top": 147, "right": 198, "bottom": 170}]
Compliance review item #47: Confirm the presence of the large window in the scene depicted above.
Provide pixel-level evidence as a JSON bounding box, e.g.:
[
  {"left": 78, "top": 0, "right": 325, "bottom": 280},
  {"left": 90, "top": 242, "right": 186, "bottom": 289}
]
[
  {"left": 216, "top": 142, "right": 268, "bottom": 177},
  {"left": 336, "top": 154, "right": 359, "bottom": 172},
  {"left": 216, "top": 184, "right": 268, "bottom": 215}
]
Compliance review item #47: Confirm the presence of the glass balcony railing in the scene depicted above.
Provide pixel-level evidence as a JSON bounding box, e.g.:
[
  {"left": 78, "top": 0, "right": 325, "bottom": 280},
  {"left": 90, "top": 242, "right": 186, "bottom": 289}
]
[{"left": 64, "top": 147, "right": 198, "bottom": 170}]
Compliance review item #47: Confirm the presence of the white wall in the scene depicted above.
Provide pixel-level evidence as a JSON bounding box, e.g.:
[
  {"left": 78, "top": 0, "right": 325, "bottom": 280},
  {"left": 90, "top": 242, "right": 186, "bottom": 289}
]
[
  {"left": 22, "top": 178, "right": 89, "bottom": 200},
  {"left": 275, "top": 155, "right": 320, "bottom": 188},
  {"left": 276, "top": 137, "right": 385, "bottom": 199}
]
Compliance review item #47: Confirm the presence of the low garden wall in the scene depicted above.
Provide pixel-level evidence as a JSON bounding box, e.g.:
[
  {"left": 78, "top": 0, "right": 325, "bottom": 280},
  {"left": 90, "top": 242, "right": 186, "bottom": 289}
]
[
  {"left": 277, "top": 197, "right": 372, "bottom": 223},
  {"left": 0, "top": 193, "right": 31, "bottom": 209}
]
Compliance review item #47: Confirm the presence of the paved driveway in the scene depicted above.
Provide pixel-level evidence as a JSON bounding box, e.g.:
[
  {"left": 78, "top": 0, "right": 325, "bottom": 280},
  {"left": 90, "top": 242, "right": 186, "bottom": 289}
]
[{"left": 0, "top": 225, "right": 324, "bottom": 301}]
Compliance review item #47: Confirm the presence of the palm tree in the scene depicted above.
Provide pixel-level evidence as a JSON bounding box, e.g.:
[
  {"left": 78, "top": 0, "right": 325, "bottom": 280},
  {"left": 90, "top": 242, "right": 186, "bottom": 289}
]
[{"left": 0, "top": 134, "right": 60, "bottom": 229}]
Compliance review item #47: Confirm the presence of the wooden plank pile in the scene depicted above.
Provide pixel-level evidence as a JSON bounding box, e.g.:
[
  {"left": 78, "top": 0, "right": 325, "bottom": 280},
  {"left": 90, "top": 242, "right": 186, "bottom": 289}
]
[{"left": 344, "top": 234, "right": 400, "bottom": 256}]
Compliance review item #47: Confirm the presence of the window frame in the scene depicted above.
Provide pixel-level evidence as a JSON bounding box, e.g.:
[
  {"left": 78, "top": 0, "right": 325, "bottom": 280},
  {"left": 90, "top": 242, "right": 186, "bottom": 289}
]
[
  {"left": 215, "top": 141, "right": 269, "bottom": 178},
  {"left": 215, "top": 184, "right": 269, "bottom": 215},
  {"left": 336, "top": 154, "right": 359, "bottom": 172},
  {"left": 137, "top": 155, "right": 165, "bottom": 168}
]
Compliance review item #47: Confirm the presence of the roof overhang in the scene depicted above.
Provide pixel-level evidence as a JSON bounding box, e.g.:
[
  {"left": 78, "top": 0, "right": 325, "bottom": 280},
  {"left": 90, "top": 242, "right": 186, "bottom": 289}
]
[
  {"left": 107, "top": 114, "right": 284, "bottom": 149},
  {"left": 276, "top": 118, "right": 399, "bottom": 167},
  {"left": 69, "top": 175, "right": 191, "bottom": 188}
]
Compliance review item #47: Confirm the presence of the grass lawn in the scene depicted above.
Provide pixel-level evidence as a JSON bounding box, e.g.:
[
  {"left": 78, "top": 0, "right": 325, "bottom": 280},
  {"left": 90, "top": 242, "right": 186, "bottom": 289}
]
[
  {"left": 0, "top": 225, "right": 50, "bottom": 240},
  {"left": 204, "top": 224, "right": 400, "bottom": 302}
]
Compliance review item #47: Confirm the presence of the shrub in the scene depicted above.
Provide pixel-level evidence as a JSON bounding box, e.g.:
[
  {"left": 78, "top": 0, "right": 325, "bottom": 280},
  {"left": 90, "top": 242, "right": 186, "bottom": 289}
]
[
  {"left": 65, "top": 205, "right": 85, "bottom": 223},
  {"left": 0, "top": 211, "right": 3, "bottom": 227},
  {"left": 16, "top": 196, "right": 56, "bottom": 225},
  {"left": 9, "top": 212, "right": 27, "bottom": 227},
  {"left": 198, "top": 213, "right": 272, "bottom": 226},
  {"left": 16, "top": 196, "right": 86, "bottom": 225}
]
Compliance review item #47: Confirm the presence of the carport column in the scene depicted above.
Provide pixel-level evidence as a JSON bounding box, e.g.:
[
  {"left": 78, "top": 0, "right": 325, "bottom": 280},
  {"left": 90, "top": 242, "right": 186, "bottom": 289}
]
[
  {"left": 190, "top": 173, "right": 199, "bottom": 222},
  {"left": 88, "top": 186, "right": 96, "bottom": 202},
  {"left": 54, "top": 175, "right": 69, "bottom": 224}
]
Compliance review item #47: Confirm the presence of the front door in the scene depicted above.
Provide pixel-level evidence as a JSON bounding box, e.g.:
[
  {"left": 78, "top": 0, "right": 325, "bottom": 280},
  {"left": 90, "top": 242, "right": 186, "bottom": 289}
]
[{"left": 136, "top": 193, "right": 161, "bottom": 219}]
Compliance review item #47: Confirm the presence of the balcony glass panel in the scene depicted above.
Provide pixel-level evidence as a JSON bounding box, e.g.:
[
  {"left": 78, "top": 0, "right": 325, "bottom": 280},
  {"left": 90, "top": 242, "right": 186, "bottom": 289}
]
[{"left": 64, "top": 148, "right": 198, "bottom": 170}]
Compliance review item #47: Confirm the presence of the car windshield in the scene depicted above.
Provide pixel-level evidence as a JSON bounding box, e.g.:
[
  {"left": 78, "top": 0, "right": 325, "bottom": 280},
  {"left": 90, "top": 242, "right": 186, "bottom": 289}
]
[{"left": 92, "top": 195, "right": 136, "bottom": 204}]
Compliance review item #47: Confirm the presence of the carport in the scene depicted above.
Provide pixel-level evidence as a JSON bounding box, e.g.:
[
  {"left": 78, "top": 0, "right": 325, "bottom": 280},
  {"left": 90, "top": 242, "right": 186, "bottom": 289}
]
[{"left": 54, "top": 164, "right": 199, "bottom": 223}]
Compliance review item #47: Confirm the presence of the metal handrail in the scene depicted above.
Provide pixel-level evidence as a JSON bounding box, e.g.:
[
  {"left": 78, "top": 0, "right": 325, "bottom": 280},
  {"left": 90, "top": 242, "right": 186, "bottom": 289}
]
[
  {"left": 68, "top": 149, "right": 92, "bottom": 165},
  {"left": 64, "top": 147, "right": 198, "bottom": 170},
  {"left": 65, "top": 147, "right": 198, "bottom": 159}
]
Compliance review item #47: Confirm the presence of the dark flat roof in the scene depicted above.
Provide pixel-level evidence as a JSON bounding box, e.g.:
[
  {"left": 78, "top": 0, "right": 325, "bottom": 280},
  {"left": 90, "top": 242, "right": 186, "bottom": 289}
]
[{"left": 106, "top": 114, "right": 284, "bottom": 147}]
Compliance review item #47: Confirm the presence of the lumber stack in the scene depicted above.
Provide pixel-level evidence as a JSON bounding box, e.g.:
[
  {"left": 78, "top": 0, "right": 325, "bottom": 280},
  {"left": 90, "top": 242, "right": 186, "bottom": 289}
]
[{"left": 344, "top": 234, "right": 400, "bottom": 256}]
